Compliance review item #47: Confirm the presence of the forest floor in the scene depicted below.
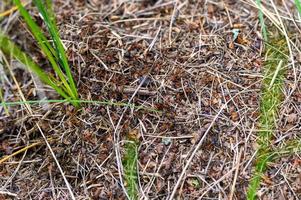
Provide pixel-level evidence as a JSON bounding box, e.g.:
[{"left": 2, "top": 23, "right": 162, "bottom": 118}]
[{"left": 0, "top": 0, "right": 301, "bottom": 199}]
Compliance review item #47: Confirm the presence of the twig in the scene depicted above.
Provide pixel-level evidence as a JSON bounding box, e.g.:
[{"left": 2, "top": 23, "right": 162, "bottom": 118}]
[
  {"left": 37, "top": 124, "right": 76, "bottom": 200},
  {"left": 168, "top": 102, "right": 227, "bottom": 200},
  {"left": 229, "top": 148, "right": 243, "bottom": 200}
]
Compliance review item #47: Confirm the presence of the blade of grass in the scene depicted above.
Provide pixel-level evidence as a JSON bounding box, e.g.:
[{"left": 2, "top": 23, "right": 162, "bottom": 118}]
[
  {"left": 45, "top": 0, "right": 56, "bottom": 24},
  {"left": 0, "top": 99, "right": 162, "bottom": 113},
  {"left": 33, "top": 0, "right": 78, "bottom": 98},
  {"left": 0, "top": 33, "right": 73, "bottom": 102},
  {"left": 256, "top": 0, "right": 267, "bottom": 41},
  {"left": 12, "top": 0, "right": 79, "bottom": 106},
  {"left": 13, "top": 0, "right": 67, "bottom": 86},
  {"left": 295, "top": 0, "right": 301, "bottom": 15},
  {"left": 13, "top": 0, "right": 77, "bottom": 100},
  {"left": 13, "top": 0, "right": 58, "bottom": 60}
]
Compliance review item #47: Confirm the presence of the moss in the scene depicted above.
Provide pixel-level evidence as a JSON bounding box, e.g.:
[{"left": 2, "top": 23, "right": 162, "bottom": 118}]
[
  {"left": 123, "top": 137, "right": 139, "bottom": 200},
  {"left": 247, "top": 34, "right": 288, "bottom": 200}
]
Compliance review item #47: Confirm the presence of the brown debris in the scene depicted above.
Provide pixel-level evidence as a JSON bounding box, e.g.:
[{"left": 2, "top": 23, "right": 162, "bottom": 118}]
[{"left": 0, "top": 0, "right": 300, "bottom": 199}]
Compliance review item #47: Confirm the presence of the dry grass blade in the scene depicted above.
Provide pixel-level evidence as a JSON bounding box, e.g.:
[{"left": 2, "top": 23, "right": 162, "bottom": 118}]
[
  {"left": 2, "top": 0, "right": 301, "bottom": 199},
  {"left": 0, "top": 142, "right": 40, "bottom": 164}
]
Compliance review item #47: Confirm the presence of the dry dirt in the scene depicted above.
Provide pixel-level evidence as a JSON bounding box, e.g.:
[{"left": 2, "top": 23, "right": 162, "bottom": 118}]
[{"left": 0, "top": 0, "right": 301, "bottom": 199}]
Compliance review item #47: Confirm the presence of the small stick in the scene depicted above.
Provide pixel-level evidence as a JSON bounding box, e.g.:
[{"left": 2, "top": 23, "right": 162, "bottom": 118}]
[
  {"left": 0, "top": 142, "right": 41, "bottom": 164},
  {"left": 123, "top": 87, "right": 157, "bottom": 96},
  {"left": 37, "top": 124, "right": 76, "bottom": 200},
  {"left": 229, "top": 148, "right": 243, "bottom": 200}
]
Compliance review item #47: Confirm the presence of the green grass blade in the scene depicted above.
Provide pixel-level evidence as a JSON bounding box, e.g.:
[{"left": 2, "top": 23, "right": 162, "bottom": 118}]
[
  {"left": 256, "top": 0, "right": 267, "bottom": 41},
  {"left": 12, "top": 0, "right": 58, "bottom": 60},
  {"left": 295, "top": 0, "right": 301, "bottom": 15},
  {"left": 0, "top": 33, "right": 72, "bottom": 101},
  {"left": 45, "top": 0, "right": 56, "bottom": 24},
  {"left": 13, "top": 0, "right": 77, "bottom": 101},
  {"left": 33, "top": 0, "right": 78, "bottom": 98},
  {"left": 0, "top": 99, "right": 161, "bottom": 113}
]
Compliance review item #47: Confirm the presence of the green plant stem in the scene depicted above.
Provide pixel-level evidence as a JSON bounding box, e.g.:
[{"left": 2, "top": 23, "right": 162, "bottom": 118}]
[
  {"left": 0, "top": 99, "right": 161, "bottom": 113},
  {"left": 7, "top": 0, "right": 80, "bottom": 107}
]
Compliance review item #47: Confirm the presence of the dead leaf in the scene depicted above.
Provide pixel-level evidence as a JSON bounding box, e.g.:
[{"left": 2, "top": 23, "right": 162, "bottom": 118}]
[
  {"left": 127, "top": 129, "right": 140, "bottom": 141},
  {"left": 262, "top": 175, "right": 273, "bottom": 185},
  {"left": 231, "top": 111, "right": 239, "bottom": 121},
  {"left": 236, "top": 35, "right": 251, "bottom": 45},
  {"left": 232, "top": 23, "right": 245, "bottom": 29},
  {"left": 229, "top": 41, "right": 235, "bottom": 49}
]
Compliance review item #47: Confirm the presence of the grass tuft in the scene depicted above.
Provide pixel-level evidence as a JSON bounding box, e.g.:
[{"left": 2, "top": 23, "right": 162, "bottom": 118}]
[
  {"left": 123, "top": 130, "right": 139, "bottom": 200},
  {"left": 0, "top": 0, "right": 79, "bottom": 107},
  {"left": 0, "top": 33, "right": 72, "bottom": 100},
  {"left": 247, "top": 34, "right": 288, "bottom": 200},
  {"left": 274, "top": 139, "right": 301, "bottom": 158}
]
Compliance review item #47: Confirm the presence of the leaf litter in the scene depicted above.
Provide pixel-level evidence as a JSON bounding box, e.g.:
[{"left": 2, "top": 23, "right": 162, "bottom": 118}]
[{"left": 0, "top": 0, "right": 301, "bottom": 199}]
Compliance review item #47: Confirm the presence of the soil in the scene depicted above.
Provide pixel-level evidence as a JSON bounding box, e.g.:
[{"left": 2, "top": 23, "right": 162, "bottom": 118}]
[{"left": 0, "top": 0, "right": 301, "bottom": 199}]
